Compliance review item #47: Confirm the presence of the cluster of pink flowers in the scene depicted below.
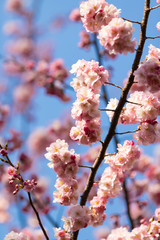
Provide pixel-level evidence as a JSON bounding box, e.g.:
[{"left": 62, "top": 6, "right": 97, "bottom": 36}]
[
  {"left": 45, "top": 139, "right": 80, "bottom": 205},
  {"left": 107, "top": 227, "right": 130, "bottom": 240},
  {"left": 157, "top": 0, "right": 160, "bottom": 4},
  {"left": 4, "top": 231, "right": 27, "bottom": 240},
  {"left": 4, "top": 228, "right": 45, "bottom": 240},
  {"left": 98, "top": 18, "right": 136, "bottom": 55},
  {"left": 80, "top": 0, "right": 136, "bottom": 55},
  {"left": 63, "top": 205, "right": 91, "bottom": 232},
  {"left": 134, "top": 45, "right": 160, "bottom": 93},
  {"left": 133, "top": 120, "right": 160, "bottom": 146},
  {"left": 70, "top": 59, "right": 109, "bottom": 145},
  {"left": 90, "top": 167, "right": 121, "bottom": 227},
  {"left": 54, "top": 228, "right": 71, "bottom": 240},
  {"left": 53, "top": 178, "right": 79, "bottom": 206},
  {"left": 89, "top": 140, "right": 140, "bottom": 227},
  {"left": 105, "top": 212, "right": 160, "bottom": 240},
  {"left": 8, "top": 166, "right": 37, "bottom": 194},
  {"left": 80, "top": 0, "right": 120, "bottom": 33},
  {"left": 105, "top": 140, "right": 141, "bottom": 172},
  {"left": 106, "top": 91, "right": 160, "bottom": 145}
]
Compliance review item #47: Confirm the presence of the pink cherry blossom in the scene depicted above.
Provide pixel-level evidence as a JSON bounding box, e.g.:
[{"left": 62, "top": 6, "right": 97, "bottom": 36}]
[
  {"left": 133, "top": 121, "right": 160, "bottom": 146},
  {"left": 98, "top": 167, "right": 122, "bottom": 198},
  {"left": 45, "top": 139, "right": 80, "bottom": 179},
  {"left": 106, "top": 227, "right": 130, "bottom": 240},
  {"left": 4, "top": 231, "right": 28, "bottom": 240},
  {"left": 148, "top": 220, "right": 160, "bottom": 238},
  {"left": 130, "top": 224, "right": 151, "bottom": 240},
  {"left": 53, "top": 178, "right": 79, "bottom": 206},
  {"left": 105, "top": 140, "right": 141, "bottom": 172},
  {"left": 80, "top": 0, "right": 120, "bottom": 33},
  {"left": 70, "top": 59, "right": 109, "bottom": 93},
  {"left": 63, "top": 205, "right": 91, "bottom": 231},
  {"left": 134, "top": 60, "right": 160, "bottom": 93},
  {"left": 98, "top": 18, "right": 136, "bottom": 55},
  {"left": 54, "top": 228, "right": 71, "bottom": 240}
]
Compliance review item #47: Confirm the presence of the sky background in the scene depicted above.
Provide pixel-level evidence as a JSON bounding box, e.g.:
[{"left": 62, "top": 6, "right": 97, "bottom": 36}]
[{"left": 0, "top": 0, "right": 160, "bottom": 239}]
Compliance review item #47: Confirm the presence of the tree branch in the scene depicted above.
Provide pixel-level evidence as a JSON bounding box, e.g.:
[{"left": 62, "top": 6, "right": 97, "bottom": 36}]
[{"left": 71, "top": 1, "right": 151, "bottom": 239}]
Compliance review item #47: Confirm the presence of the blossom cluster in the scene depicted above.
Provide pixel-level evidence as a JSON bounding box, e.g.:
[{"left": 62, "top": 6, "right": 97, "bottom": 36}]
[
  {"left": 98, "top": 18, "right": 136, "bottom": 55},
  {"left": 4, "top": 231, "right": 27, "bottom": 240},
  {"left": 4, "top": 228, "right": 45, "bottom": 240},
  {"left": 89, "top": 140, "right": 141, "bottom": 226},
  {"left": 7, "top": 166, "right": 37, "bottom": 194},
  {"left": 45, "top": 139, "right": 80, "bottom": 205},
  {"left": 134, "top": 45, "right": 160, "bottom": 94},
  {"left": 70, "top": 59, "right": 109, "bottom": 145},
  {"left": 105, "top": 140, "right": 141, "bottom": 172},
  {"left": 106, "top": 91, "right": 160, "bottom": 145},
  {"left": 80, "top": 0, "right": 120, "bottom": 33},
  {"left": 105, "top": 213, "right": 160, "bottom": 240},
  {"left": 80, "top": 0, "right": 136, "bottom": 55}
]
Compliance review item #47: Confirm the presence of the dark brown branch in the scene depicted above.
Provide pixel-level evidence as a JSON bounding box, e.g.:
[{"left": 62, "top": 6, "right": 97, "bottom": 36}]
[
  {"left": 32, "top": 195, "right": 59, "bottom": 228},
  {"left": 28, "top": 193, "right": 49, "bottom": 240},
  {"left": 122, "top": 181, "right": 134, "bottom": 229},
  {"left": 100, "top": 108, "right": 115, "bottom": 111},
  {"left": 71, "top": 1, "right": 151, "bottom": 239},
  {"left": 146, "top": 36, "right": 160, "bottom": 39}
]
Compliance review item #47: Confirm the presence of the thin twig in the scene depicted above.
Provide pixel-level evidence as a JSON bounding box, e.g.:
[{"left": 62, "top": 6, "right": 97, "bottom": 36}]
[
  {"left": 79, "top": 165, "right": 93, "bottom": 169},
  {"left": 105, "top": 82, "right": 123, "bottom": 90},
  {"left": 105, "top": 153, "right": 116, "bottom": 157},
  {"left": 99, "top": 108, "right": 115, "bottom": 111},
  {"left": 28, "top": 193, "right": 49, "bottom": 240},
  {"left": 126, "top": 100, "right": 142, "bottom": 106},
  {"left": 150, "top": 4, "right": 160, "bottom": 10},
  {"left": 123, "top": 180, "right": 134, "bottom": 229},
  {"left": 146, "top": 36, "right": 160, "bottom": 39},
  {"left": 115, "top": 129, "right": 140, "bottom": 135},
  {"left": 99, "top": 140, "right": 104, "bottom": 145},
  {"left": 122, "top": 17, "right": 141, "bottom": 25}
]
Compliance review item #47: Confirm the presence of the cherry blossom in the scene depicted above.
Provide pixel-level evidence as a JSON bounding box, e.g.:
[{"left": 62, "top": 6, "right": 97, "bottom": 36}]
[
  {"left": 98, "top": 18, "right": 136, "bottom": 55},
  {"left": 80, "top": 0, "right": 120, "bottom": 33}
]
